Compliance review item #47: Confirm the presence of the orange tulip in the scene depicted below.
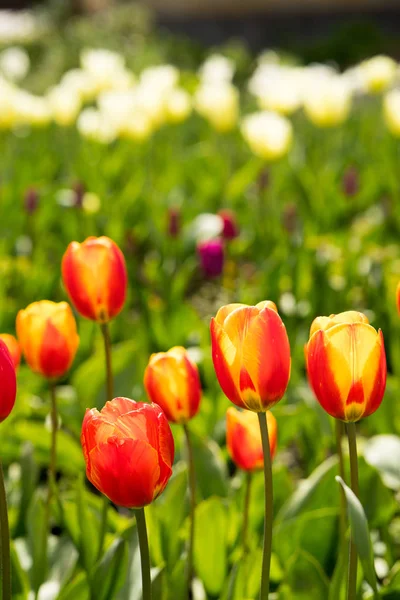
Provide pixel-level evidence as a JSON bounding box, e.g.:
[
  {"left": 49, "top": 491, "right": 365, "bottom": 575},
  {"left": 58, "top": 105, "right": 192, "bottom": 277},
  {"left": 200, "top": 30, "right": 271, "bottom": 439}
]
[
  {"left": 81, "top": 397, "right": 175, "bottom": 508},
  {"left": 0, "top": 333, "right": 21, "bottom": 369},
  {"left": 62, "top": 236, "right": 127, "bottom": 323},
  {"left": 144, "top": 347, "right": 201, "bottom": 424},
  {"left": 226, "top": 407, "right": 277, "bottom": 471},
  {"left": 306, "top": 310, "right": 386, "bottom": 422},
  {"left": 0, "top": 339, "right": 17, "bottom": 422},
  {"left": 210, "top": 301, "right": 291, "bottom": 412},
  {"left": 16, "top": 301, "right": 79, "bottom": 379}
]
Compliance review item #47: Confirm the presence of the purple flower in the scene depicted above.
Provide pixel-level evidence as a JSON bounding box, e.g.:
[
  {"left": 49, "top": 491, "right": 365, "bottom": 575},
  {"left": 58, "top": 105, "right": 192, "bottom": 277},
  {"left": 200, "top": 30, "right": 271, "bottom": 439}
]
[
  {"left": 24, "top": 187, "right": 39, "bottom": 215},
  {"left": 218, "top": 209, "right": 239, "bottom": 240},
  {"left": 197, "top": 239, "right": 224, "bottom": 278},
  {"left": 342, "top": 167, "right": 359, "bottom": 197},
  {"left": 168, "top": 207, "right": 181, "bottom": 238}
]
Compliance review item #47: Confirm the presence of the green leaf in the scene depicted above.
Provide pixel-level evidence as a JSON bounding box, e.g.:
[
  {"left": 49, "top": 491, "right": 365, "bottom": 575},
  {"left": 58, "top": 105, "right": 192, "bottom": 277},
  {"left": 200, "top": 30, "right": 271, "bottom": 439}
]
[
  {"left": 90, "top": 538, "right": 128, "bottom": 600},
  {"left": 26, "top": 490, "right": 47, "bottom": 593},
  {"left": 191, "top": 435, "right": 229, "bottom": 499},
  {"left": 10, "top": 541, "right": 30, "bottom": 600},
  {"left": 13, "top": 442, "right": 39, "bottom": 538},
  {"left": 76, "top": 477, "right": 99, "bottom": 574},
  {"left": 193, "top": 497, "right": 228, "bottom": 596},
  {"left": 336, "top": 476, "right": 377, "bottom": 592},
  {"left": 57, "top": 571, "right": 90, "bottom": 600},
  {"left": 279, "top": 550, "right": 329, "bottom": 600}
]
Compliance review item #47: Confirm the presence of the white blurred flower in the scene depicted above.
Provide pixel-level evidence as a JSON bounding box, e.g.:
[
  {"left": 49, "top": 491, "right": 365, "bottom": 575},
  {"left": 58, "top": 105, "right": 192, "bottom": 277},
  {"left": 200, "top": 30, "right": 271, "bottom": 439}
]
[
  {"left": 241, "top": 111, "right": 293, "bottom": 161},
  {"left": 0, "top": 10, "right": 42, "bottom": 44},
  {"left": 358, "top": 55, "right": 398, "bottom": 94},
  {"left": 13, "top": 91, "right": 51, "bottom": 127},
  {"left": 249, "top": 64, "right": 302, "bottom": 115},
  {"left": 165, "top": 88, "right": 192, "bottom": 124},
  {"left": 77, "top": 108, "right": 116, "bottom": 144},
  {"left": 121, "top": 112, "right": 153, "bottom": 141},
  {"left": 199, "top": 54, "right": 235, "bottom": 84},
  {"left": 0, "top": 47, "right": 30, "bottom": 82},
  {"left": 195, "top": 82, "right": 239, "bottom": 132},
  {"left": 0, "top": 76, "right": 17, "bottom": 128},
  {"left": 60, "top": 69, "right": 98, "bottom": 102},
  {"left": 139, "top": 65, "right": 179, "bottom": 93},
  {"left": 383, "top": 88, "right": 400, "bottom": 136},
  {"left": 47, "top": 85, "right": 81, "bottom": 126},
  {"left": 80, "top": 48, "right": 134, "bottom": 94},
  {"left": 187, "top": 213, "right": 224, "bottom": 242},
  {"left": 82, "top": 192, "right": 101, "bottom": 214},
  {"left": 302, "top": 73, "right": 352, "bottom": 127}
]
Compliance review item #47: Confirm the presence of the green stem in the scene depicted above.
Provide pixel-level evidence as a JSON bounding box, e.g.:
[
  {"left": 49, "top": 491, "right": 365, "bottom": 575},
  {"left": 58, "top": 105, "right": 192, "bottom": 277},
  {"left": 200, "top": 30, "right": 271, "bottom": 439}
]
[
  {"left": 135, "top": 508, "right": 152, "bottom": 600},
  {"left": 0, "top": 458, "right": 11, "bottom": 600},
  {"left": 335, "top": 420, "right": 347, "bottom": 555},
  {"left": 242, "top": 471, "right": 252, "bottom": 557},
  {"left": 97, "top": 322, "right": 114, "bottom": 561},
  {"left": 346, "top": 422, "right": 359, "bottom": 600},
  {"left": 257, "top": 412, "right": 273, "bottom": 600},
  {"left": 183, "top": 423, "right": 196, "bottom": 597}
]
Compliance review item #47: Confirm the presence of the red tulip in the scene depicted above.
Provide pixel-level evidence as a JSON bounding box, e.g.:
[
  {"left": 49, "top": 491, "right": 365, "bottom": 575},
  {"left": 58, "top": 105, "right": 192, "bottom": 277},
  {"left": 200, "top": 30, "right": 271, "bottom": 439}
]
[
  {"left": 81, "top": 397, "right": 175, "bottom": 508},
  {"left": 62, "top": 236, "right": 127, "bottom": 323},
  {"left": 0, "top": 339, "right": 17, "bottom": 422},
  {"left": 144, "top": 346, "right": 201, "bottom": 424},
  {"left": 226, "top": 407, "right": 277, "bottom": 471},
  {"left": 210, "top": 301, "right": 291, "bottom": 411}
]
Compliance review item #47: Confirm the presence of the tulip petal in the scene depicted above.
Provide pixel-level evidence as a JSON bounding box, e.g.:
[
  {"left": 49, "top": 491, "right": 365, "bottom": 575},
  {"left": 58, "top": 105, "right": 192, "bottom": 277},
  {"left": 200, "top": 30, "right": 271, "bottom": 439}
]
[
  {"left": 88, "top": 438, "right": 160, "bottom": 508},
  {"left": 242, "top": 307, "right": 291, "bottom": 410},
  {"left": 210, "top": 318, "right": 245, "bottom": 408},
  {"left": 214, "top": 303, "right": 247, "bottom": 326},
  {"left": 360, "top": 329, "right": 386, "bottom": 419}
]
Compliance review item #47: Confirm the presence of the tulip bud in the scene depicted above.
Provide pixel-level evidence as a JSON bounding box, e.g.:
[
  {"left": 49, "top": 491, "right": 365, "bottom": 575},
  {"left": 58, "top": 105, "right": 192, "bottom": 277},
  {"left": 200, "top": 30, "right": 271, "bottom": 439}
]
[
  {"left": 144, "top": 346, "right": 201, "bottom": 424},
  {"left": 218, "top": 210, "right": 238, "bottom": 240},
  {"left": 24, "top": 187, "right": 39, "bottom": 215},
  {"left": 197, "top": 238, "right": 224, "bottom": 278},
  {"left": 0, "top": 339, "right": 17, "bottom": 422},
  {"left": 0, "top": 333, "right": 21, "bottom": 369},
  {"left": 72, "top": 181, "right": 85, "bottom": 208},
  {"left": 211, "top": 301, "right": 291, "bottom": 412},
  {"left": 342, "top": 167, "right": 359, "bottom": 197},
  {"left": 62, "top": 236, "right": 127, "bottom": 323},
  {"left": 167, "top": 207, "right": 181, "bottom": 238},
  {"left": 81, "top": 397, "right": 175, "bottom": 508},
  {"left": 226, "top": 407, "right": 277, "bottom": 471},
  {"left": 305, "top": 311, "right": 386, "bottom": 422},
  {"left": 16, "top": 300, "right": 79, "bottom": 379}
]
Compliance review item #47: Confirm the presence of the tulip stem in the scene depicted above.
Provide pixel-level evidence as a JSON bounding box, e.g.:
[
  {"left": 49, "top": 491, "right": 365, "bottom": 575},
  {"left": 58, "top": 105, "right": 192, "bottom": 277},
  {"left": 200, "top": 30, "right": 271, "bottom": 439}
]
[
  {"left": 135, "top": 508, "right": 152, "bottom": 600},
  {"left": 183, "top": 423, "right": 196, "bottom": 597},
  {"left": 242, "top": 471, "right": 252, "bottom": 557},
  {"left": 258, "top": 412, "right": 273, "bottom": 600},
  {"left": 97, "top": 322, "right": 114, "bottom": 561},
  {"left": 335, "top": 420, "right": 347, "bottom": 555},
  {"left": 0, "top": 458, "right": 11, "bottom": 600},
  {"left": 346, "top": 422, "right": 360, "bottom": 600},
  {"left": 100, "top": 322, "right": 114, "bottom": 402}
]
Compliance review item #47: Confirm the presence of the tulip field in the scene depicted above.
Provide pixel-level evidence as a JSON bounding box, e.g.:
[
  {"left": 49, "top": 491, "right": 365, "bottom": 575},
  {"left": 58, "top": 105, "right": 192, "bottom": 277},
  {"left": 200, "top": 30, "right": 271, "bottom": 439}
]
[{"left": 2, "top": 5, "right": 400, "bottom": 600}]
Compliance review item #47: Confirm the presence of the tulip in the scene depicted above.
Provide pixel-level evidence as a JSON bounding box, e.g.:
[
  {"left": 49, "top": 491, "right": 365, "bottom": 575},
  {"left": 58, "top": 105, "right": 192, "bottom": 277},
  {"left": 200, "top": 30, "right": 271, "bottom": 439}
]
[
  {"left": 0, "top": 339, "right": 17, "bottom": 423},
  {"left": 305, "top": 310, "right": 386, "bottom": 422},
  {"left": 62, "top": 236, "right": 127, "bottom": 323},
  {"left": 24, "top": 186, "right": 39, "bottom": 215},
  {"left": 144, "top": 346, "right": 201, "bottom": 594},
  {"left": 211, "top": 301, "right": 291, "bottom": 412},
  {"left": 0, "top": 334, "right": 21, "bottom": 370},
  {"left": 16, "top": 300, "right": 79, "bottom": 379},
  {"left": 226, "top": 407, "right": 277, "bottom": 472},
  {"left": 197, "top": 238, "right": 224, "bottom": 278},
  {"left": 218, "top": 209, "right": 238, "bottom": 241},
  {"left": 342, "top": 166, "right": 359, "bottom": 197},
  {"left": 384, "top": 89, "right": 400, "bottom": 137},
  {"left": 167, "top": 207, "right": 181, "bottom": 238},
  {"left": 81, "top": 397, "right": 174, "bottom": 508},
  {"left": 241, "top": 111, "right": 293, "bottom": 161},
  {"left": 144, "top": 346, "right": 201, "bottom": 424}
]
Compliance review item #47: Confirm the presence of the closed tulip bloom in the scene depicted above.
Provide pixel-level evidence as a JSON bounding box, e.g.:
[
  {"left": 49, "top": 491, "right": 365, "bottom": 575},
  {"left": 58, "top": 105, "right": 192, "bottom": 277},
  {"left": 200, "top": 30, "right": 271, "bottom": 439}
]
[
  {"left": 218, "top": 209, "right": 239, "bottom": 240},
  {"left": 0, "top": 339, "right": 17, "bottom": 422},
  {"left": 226, "top": 407, "right": 277, "bottom": 471},
  {"left": 306, "top": 311, "right": 386, "bottom": 422},
  {"left": 197, "top": 238, "right": 224, "bottom": 277},
  {"left": 16, "top": 301, "right": 79, "bottom": 379},
  {"left": 144, "top": 347, "right": 201, "bottom": 424},
  {"left": 211, "top": 301, "right": 291, "bottom": 412},
  {"left": 0, "top": 333, "right": 21, "bottom": 369},
  {"left": 81, "top": 397, "right": 175, "bottom": 508},
  {"left": 62, "top": 236, "right": 127, "bottom": 323}
]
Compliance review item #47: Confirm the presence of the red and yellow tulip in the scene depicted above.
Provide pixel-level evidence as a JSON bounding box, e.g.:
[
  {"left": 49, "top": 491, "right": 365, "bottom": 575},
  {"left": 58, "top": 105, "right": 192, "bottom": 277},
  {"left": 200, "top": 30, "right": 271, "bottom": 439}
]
[
  {"left": 0, "top": 333, "right": 21, "bottom": 370},
  {"left": 16, "top": 300, "right": 79, "bottom": 379},
  {"left": 144, "top": 346, "right": 201, "bottom": 424},
  {"left": 226, "top": 407, "right": 277, "bottom": 471},
  {"left": 0, "top": 339, "right": 17, "bottom": 422},
  {"left": 62, "top": 236, "right": 127, "bottom": 323},
  {"left": 81, "top": 397, "right": 175, "bottom": 508},
  {"left": 210, "top": 301, "right": 291, "bottom": 412},
  {"left": 306, "top": 310, "right": 386, "bottom": 422}
]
